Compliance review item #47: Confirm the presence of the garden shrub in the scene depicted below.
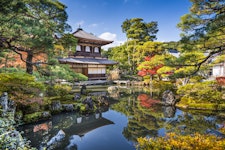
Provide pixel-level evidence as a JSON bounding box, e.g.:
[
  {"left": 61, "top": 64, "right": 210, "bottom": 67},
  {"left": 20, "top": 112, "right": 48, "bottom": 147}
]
[
  {"left": 46, "top": 84, "right": 72, "bottom": 98},
  {"left": 177, "top": 81, "right": 223, "bottom": 104},
  {"left": 53, "top": 84, "right": 72, "bottom": 97},
  {"left": 152, "top": 81, "right": 174, "bottom": 92},
  {"left": 23, "top": 102, "right": 41, "bottom": 114},
  {"left": 23, "top": 112, "right": 43, "bottom": 124},
  {"left": 137, "top": 132, "right": 225, "bottom": 150},
  {"left": 0, "top": 67, "right": 25, "bottom": 73},
  {"left": 0, "top": 72, "right": 45, "bottom": 104},
  {"left": 45, "top": 86, "right": 56, "bottom": 97},
  {"left": 35, "top": 64, "right": 88, "bottom": 82}
]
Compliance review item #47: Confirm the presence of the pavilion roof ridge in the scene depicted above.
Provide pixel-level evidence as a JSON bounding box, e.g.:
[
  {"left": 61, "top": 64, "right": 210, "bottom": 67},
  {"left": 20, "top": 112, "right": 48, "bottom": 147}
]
[{"left": 73, "top": 28, "right": 113, "bottom": 45}]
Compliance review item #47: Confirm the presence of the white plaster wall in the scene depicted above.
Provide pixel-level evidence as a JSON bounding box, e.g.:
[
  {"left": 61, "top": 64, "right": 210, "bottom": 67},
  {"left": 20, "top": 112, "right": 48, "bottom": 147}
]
[{"left": 212, "top": 65, "right": 224, "bottom": 76}]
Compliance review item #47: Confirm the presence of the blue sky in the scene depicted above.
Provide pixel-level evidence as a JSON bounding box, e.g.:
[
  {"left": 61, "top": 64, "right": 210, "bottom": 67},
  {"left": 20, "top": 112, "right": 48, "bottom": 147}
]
[{"left": 59, "top": 0, "right": 191, "bottom": 49}]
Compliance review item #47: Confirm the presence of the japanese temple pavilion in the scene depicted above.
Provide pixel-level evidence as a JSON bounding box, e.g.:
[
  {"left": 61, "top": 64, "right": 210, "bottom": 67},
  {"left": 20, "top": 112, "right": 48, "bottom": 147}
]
[{"left": 59, "top": 28, "right": 117, "bottom": 80}]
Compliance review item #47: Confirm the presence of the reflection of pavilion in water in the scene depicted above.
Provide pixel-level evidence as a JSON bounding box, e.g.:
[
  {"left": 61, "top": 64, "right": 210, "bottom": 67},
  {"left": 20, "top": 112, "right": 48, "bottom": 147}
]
[
  {"left": 20, "top": 111, "right": 114, "bottom": 149},
  {"left": 68, "top": 112, "right": 114, "bottom": 137}
]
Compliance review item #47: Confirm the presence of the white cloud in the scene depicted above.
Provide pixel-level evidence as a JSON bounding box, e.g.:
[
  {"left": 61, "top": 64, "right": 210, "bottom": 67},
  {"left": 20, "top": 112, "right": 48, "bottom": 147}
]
[
  {"left": 99, "top": 32, "right": 125, "bottom": 50},
  {"left": 89, "top": 23, "right": 98, "bottom": 28},
  {"left": 99, "top": 32, "right": 116, "bottom": 41}
]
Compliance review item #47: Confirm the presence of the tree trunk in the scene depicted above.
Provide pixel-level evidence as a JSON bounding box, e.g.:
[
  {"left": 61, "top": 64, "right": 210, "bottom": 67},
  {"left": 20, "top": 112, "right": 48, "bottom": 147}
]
[
  {"left": 4, "top": 54, "right": 9, "bottom": 73},
  {"left": 26, "top": 51, "right": 33, "bottom": 74},
  {"left": 182, "top": 77, "right": 190, "bottom": 86},
  {"left": 149, "top": 75, "right": 153, "bottom": 97}
]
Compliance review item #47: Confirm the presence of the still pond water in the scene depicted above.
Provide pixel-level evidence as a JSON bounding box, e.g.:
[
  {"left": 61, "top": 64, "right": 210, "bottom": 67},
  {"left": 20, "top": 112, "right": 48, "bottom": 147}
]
[{"left": 19, "top": 86, "right": 225, "bottom": 150}]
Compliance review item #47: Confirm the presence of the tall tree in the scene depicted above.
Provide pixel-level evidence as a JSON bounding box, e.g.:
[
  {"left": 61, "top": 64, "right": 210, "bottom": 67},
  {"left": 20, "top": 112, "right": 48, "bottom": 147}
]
[
  {"left": 53, "top": 34, "right": 78, "bottom": 58},
  {"left": 106, "top": 44, "right": 130, "bottom": 72},
  {"left": 0, "top": 0, "right": 71, "bottom": 74},
  {"left": 121, "top": 18, "right": 158, "bottom": 73},
  {"left": 176, "top": 0, "right": 225, "bottom": 74},
  {"left": 135, "top": 41, "right": 164, "bottom": 64},
  {"left": 121, "top": 18, "right": 158, "bottom": 43}
]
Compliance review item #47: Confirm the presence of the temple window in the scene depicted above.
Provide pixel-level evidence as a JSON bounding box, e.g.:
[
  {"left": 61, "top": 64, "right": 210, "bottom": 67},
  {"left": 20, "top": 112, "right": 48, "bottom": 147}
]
[
  {"left": 76, "top": 45, "right": 81, "bottom": 51},
  {"left": 94, "top": 47, "right": 99, "bottom": 53},
  {"left": 85, "top": 46, "right": 91, "bottom": 52}
]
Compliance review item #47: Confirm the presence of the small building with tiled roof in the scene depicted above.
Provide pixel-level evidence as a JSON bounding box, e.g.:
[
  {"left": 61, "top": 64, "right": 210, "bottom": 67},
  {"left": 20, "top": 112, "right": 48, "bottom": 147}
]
[{"left": 59, "top": 28, "right": 117, "bottom": 80}]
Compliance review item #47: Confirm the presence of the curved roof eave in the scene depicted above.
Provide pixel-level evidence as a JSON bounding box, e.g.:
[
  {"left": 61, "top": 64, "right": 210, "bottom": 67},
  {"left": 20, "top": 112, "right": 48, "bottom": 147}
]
[
  {"left": 73, "top": 28, "right": 113, "bottom": 45},
  {"left": 59, "top": 57, "right": 117, "bottom": 65}
]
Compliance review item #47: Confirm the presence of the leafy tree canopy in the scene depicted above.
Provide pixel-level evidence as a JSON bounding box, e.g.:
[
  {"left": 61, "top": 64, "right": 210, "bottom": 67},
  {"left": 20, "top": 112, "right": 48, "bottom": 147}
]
[
  {"left": 121, "top": 18, "right": 158, "bottom": 43},
  {"left": 53, "top": 34, "right": 78, "bottom": 57},
  {"left": 0, "top": 72, "right": 45, "bottom": 103},
  {"left": 0, "top": 0, "right": 71, "bottom": 74},
  {"left": 177, "top": 0, "right": 225, "bottom": 73}
]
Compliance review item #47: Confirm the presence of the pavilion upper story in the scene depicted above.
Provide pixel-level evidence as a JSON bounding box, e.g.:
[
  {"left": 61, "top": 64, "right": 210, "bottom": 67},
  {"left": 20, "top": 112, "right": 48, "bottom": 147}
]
[{"left": 59, "top": 28, "right": 117, "bottom": 80}]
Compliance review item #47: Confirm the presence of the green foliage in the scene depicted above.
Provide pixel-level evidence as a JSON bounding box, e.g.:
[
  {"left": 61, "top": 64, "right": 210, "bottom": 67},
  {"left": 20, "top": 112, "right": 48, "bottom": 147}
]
[
  {"left": 54, "top": 33, "right": 78, "bottom": 57},
  {"left": 0, "top": 67, "right": 25, "bottom": 73},
  {"left": 0, "top": 0, "right": 71, "bottom": 74},
  {"left": 46, "top": 84, "right": 72, "bottom": 98},
  {"left": 157, "top": 66, "right": 175, "bottom": 78},
  {"left": 0, "top": 0, "right": 27, "bottom": 15},
  {"left": 211, "top": 54, "right": 225, "bottom": 65},
  {"left": 53, "top": 84, "right": 72, "bottom": 98},
  {"left": 0, "top": 50, "right": 16, "bottom": 73},
  {"left": 152, "top": 81, "right": 174, "bottom": 92},
  {"left": 23, "top": 112, "right": 43, "bottom": 124},
  {"left": 178, "top": 103, "right": 224, "bottom": 110},
  {"left": 49, "top": 64, "right": 88, "bottom": 81},
  {"left": 177, "top": 81, "right": 223, "bottom": 104},
  {"left": 165, "top": 50, "right": 208, "bottom": 80},
  {"left": 136, "top": 41, "right": 164, "bottom": 58},
  {"left": 45, "top": 86, "right": 56, "bottom": 97},
  {"left": 121, "top": 18, "right": 158, "bottom": 43},
  {"left": 137, "top": 132, "right": 225, "bottom": 150},
  {"left": 119, "top": 18, "right": 158, "bottom": 74},
  {"left": 0, "top": 72, "right": 44, "bottom": 102},
  {"left": 35, "top": 63, "right": 88, "bottom": 82},
  {"left": 176, "top": 0, "right": 225, "bottom": 76},
  {"left": 23, "top": 102, "right": 41, "bottom": 114},
  {"left": 106, "top": 45, "right": 131, "bottom": 73}
]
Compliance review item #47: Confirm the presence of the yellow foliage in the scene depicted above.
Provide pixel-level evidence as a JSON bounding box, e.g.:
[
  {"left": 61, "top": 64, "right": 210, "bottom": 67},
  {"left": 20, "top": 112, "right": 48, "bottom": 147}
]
[{"left": 137, "top": 132, "right": 225, "bottom": 150}]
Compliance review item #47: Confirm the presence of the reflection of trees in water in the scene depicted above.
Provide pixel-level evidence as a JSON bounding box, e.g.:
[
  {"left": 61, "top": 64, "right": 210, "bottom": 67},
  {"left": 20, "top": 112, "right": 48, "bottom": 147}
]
[
  {"left": 111, "top": 91, "right": 165, "bottom": 142},
  {"left": 165, "top": 112, "right": 219, "bottom": 135},
  {"left": 163, "top": 106, "right": 176, "bottom": 118},
  {"left": 123, "top": 112, "right": 160, "bottom": 142},
  {"left": 111, "top": 88, "right": 224, "bottom": 143}
]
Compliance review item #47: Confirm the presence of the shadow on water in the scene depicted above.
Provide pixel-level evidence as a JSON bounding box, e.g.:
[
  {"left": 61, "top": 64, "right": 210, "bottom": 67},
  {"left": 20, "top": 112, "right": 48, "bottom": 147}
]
[{"left": 18, "top": 86, "right": 225, "bottom": 150}]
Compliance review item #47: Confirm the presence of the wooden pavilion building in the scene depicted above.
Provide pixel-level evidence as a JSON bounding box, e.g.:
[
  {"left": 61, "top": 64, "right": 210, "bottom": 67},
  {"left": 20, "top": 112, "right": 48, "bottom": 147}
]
[{"left": 59, "top": 28, "right": 117, "bottom": 80}]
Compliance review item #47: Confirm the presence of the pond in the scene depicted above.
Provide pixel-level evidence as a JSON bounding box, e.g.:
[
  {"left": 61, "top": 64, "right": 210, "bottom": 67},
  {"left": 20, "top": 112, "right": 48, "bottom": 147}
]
[{"left": 18, "top": 86, "right": 225, "bottom": 150}]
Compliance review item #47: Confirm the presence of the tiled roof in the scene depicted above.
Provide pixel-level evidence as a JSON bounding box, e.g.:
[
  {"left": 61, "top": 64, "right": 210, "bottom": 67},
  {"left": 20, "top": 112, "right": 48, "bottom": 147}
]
[
  {"left": 59, "top": 57, "right": 117, "bottom": 65},
  {"left": 73, "top": 28, "right": 113, "bottom": 45}
]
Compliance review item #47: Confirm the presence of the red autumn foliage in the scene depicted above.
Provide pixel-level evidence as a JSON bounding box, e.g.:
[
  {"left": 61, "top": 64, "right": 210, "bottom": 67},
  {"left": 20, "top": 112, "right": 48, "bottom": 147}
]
[
  {"left": 144, "top": 56, "right": 151, "bottom": 61},
  {"left": 33, "top": 122, "right": 52, "bottom": 132},
  {"left": 0, "top": 51, "right": 47, "bottom": 69},
  {"left": 166, "top": 71, "right": 173, "bottom": 75},
  {"left": 137, "top": 94, "right": 161, "bottom": 108},
  {"left": 216, "top": 77, "right": 225, "bottom": 85},
  {"left": 138, "top": 56, "right": 163, "bottom": 77},
  {"left": 138, "top": 70, "right": 147, "bottom": 76}
]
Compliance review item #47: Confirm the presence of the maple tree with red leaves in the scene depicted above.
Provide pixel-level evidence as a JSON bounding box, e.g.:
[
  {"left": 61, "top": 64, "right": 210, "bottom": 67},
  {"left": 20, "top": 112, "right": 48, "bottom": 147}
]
[
  {"left": 137, "top": 55, "right": 163, "bottom": 77},
  {"left": 137, "top": 55, "right": 174, "bottom": 81}
]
